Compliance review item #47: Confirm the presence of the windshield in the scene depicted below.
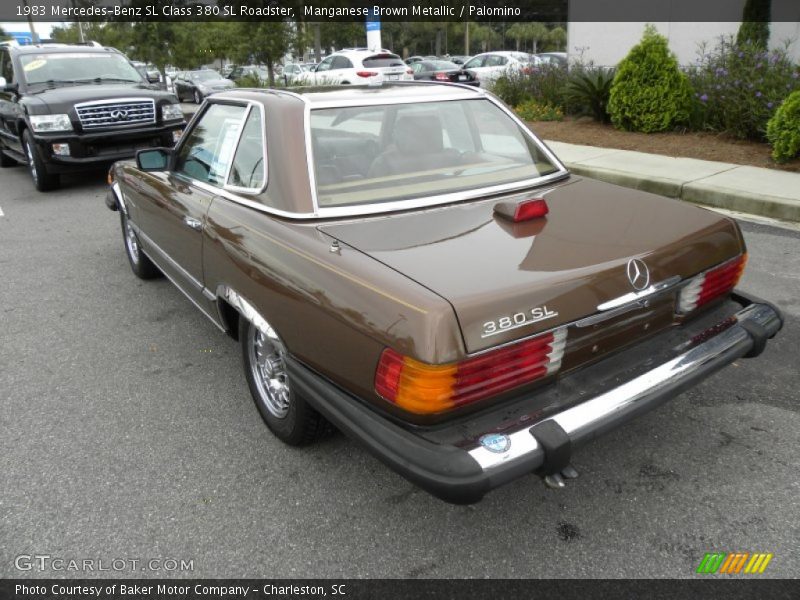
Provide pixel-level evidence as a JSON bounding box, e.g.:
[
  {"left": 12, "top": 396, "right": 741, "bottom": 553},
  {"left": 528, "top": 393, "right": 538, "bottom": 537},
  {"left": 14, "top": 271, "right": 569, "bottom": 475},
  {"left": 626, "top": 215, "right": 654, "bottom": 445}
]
[
  {"left": 20, "top": 53, "right": 143, "bottom": 86},
  {"left": 190, "top": 70, "right": 220, "bottom": 81},
  {"left": 310, "top": 98, "right": 561, "bottom": 208}
]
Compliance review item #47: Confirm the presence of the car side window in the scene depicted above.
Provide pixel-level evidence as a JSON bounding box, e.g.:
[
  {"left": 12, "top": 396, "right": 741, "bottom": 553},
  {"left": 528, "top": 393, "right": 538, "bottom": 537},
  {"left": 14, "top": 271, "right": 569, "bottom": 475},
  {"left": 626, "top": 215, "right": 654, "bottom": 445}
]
[
  {"left": 485, "top": 55, "right": 507, "bottom": 67},
  {"left": 316, "top": 57, "right": 334, "bottom": 72},
  {"left": 174, "top": 103, "right": 247, "bottom": 186},
  {"left": 411, "top": 63, "right": 423, "bottom": 73},
  {"left": 228, "top": 107, "right": 265, "bottom": 190},
  {"left": 331, "top": 56, "right": 353, "bottom": 70},
  {"left": 464, "top": 56, "right": 484, "bottom": 69}
]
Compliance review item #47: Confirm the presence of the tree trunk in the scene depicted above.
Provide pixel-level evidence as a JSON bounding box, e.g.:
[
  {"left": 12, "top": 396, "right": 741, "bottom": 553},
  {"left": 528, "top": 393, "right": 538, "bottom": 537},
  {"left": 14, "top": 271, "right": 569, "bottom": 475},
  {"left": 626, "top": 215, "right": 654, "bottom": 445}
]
[
  {"left": 266, "top": 58, "right": 275, "bottom": 88},
  {"left": 435, "top": 28, "right": 442, "bottom": 56},
  {"left": 314, "top": 24, "right": 321, "bottom": 63},
  {"left": 464, "top": 22, "right": 469, "bottom": 55}
]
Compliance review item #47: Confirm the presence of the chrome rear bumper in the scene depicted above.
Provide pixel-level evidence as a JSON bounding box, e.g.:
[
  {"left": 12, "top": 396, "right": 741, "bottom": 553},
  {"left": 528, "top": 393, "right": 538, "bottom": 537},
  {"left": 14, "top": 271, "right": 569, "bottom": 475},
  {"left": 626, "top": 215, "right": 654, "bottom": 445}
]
[{"left": 468, "top": 299, "right": 782, "bottom": 475}]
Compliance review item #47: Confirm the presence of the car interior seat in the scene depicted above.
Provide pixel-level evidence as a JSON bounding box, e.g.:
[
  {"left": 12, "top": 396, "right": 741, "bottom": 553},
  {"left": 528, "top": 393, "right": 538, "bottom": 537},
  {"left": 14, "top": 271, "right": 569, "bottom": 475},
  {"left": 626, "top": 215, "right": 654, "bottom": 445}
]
[{"left": 368, "top": 114, "right": 462, "bottom": 178}]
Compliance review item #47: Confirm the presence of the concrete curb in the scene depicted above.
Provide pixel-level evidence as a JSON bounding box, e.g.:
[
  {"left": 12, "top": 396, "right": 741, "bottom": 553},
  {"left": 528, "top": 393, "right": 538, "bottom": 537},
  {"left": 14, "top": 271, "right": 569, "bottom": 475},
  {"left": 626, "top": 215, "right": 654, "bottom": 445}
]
[{"left": 545, "top": 141, "right": 800, "bottom": 223}]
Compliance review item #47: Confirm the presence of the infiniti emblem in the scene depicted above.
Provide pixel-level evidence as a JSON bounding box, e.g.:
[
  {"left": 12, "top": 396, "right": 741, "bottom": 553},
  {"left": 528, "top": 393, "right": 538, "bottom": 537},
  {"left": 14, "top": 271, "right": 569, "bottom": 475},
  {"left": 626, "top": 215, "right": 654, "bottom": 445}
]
[
  {"left": 626, "top": 258, "right": 650, "bottom": 291},
  {"left": 110, "top": 109, "right": 129, "bottom": 121}
]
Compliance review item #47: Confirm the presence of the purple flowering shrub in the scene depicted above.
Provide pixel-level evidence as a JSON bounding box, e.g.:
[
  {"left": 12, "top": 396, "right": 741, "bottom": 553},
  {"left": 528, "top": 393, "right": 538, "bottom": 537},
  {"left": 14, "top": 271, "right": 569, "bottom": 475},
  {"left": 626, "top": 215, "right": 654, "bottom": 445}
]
[{"left": 686, "top": 36, "right": 800, "bottom": 140}]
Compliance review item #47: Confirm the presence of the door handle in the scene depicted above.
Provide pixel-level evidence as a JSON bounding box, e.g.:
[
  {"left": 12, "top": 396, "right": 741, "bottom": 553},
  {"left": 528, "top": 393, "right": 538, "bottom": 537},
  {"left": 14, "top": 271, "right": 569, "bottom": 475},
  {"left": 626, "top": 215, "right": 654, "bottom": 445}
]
[{"left": 183, "top": 216, "right": 202, "bottom": 231}]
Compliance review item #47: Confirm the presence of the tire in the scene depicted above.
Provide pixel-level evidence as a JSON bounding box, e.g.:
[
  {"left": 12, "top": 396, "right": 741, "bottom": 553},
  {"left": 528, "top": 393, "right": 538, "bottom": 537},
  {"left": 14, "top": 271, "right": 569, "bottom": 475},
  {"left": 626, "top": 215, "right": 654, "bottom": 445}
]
[
  {"left": 22, "top": 130, "right": 59, "bottom": 192},
  {"left": 120, "top": 211, "right": 161, "bottom": 279},
  {"left": 193, "top": 89, "right": 202, "bottom": 104},
  {"left": 240, "top": 318, "right": 328, "bottom": 446}
]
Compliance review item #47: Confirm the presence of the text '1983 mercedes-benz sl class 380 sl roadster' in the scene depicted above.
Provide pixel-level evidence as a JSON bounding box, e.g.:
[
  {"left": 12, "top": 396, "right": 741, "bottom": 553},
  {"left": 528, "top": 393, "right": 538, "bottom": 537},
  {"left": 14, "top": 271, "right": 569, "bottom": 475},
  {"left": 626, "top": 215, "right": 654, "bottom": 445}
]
[{"left": 105, "top": 82, "right": 783, "bottom": 504}]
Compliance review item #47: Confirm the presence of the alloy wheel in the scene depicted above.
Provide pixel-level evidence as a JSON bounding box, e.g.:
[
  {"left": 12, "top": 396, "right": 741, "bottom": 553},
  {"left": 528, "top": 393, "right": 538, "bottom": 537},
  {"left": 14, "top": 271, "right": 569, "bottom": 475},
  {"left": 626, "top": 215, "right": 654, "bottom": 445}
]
[
  {"left": 25, "top": 141, "right": 38, "bottom": 185},
  {"left": 248, "top": 325, "right": 290, "bottom": 419}
]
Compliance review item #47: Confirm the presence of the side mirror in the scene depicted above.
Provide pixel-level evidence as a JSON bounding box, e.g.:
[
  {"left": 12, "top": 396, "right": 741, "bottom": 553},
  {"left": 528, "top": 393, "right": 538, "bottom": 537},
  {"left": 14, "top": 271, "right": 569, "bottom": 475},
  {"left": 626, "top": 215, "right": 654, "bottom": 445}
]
[
  {"left": 136, "top": 148, "right": 171, "bottom": 171},
  {"left": 0, "top": 76, "right": 17, "bottom": 93}
]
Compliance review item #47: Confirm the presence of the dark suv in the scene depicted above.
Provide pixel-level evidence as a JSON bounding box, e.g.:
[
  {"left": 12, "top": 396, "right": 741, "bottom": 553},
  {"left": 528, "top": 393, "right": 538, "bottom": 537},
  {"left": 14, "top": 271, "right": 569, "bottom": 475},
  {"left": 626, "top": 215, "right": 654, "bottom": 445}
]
[{"left": 0, "top": 42, "right": 185, "bottom": 191}]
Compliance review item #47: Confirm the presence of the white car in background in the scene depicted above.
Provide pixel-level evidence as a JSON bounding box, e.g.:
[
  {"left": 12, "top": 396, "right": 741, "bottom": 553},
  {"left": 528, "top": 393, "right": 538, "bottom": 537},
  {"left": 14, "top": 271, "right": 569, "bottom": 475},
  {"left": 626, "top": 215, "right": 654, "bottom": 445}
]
[
  {"left": 297, "top": 50, "right": 413, "bottom": 86},
  {"left": 463, "top": 51, "right": 541, "bottom": 88}
]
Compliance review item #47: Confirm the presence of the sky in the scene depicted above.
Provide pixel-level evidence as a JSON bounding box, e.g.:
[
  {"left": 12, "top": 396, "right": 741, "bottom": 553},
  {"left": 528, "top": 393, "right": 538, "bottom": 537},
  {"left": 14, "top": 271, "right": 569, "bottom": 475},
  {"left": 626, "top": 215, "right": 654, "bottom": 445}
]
[{"left": 1, "top": 21, "right": 59, "bottom": 41}]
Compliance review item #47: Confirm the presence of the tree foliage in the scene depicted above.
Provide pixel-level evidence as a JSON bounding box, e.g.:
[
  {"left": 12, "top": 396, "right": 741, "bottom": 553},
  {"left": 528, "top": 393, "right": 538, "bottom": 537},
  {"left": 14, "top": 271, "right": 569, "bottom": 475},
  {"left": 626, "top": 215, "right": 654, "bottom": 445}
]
[{"left": 737, "top": 0, "right": 771, "bottom": 50}]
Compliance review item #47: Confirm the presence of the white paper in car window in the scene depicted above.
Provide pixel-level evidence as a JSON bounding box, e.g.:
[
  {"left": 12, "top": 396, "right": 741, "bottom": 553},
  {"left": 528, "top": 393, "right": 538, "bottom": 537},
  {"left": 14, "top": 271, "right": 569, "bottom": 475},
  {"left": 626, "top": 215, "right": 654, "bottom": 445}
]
[{"left": 208, "top": 118, "right": 242, "bottom": 185}]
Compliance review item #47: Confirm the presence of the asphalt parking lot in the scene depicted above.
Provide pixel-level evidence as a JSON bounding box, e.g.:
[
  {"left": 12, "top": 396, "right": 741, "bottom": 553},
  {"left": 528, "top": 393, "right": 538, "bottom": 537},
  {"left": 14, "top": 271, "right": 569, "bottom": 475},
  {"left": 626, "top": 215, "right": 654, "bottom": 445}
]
[{"left": 1, "top": 165, "right": 798, "bottom": 579}]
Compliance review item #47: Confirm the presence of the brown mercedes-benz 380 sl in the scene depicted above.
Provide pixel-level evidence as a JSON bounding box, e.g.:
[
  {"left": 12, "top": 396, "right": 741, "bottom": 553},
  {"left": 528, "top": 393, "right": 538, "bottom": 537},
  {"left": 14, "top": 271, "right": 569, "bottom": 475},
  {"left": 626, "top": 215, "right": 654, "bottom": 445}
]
[{"left": 105, "top": 83, "right": 783, "bottom": 504}]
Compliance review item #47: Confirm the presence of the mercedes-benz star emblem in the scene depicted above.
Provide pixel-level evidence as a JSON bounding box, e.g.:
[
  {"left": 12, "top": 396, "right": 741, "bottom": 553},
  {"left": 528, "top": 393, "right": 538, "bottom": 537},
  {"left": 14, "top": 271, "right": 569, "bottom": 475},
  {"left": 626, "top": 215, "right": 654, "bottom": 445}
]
[
  {"left": 110, "top": 109, "right": 129, "bottom": 121},
  {"left": 626, "top": 258, "right": 650, "bottom": 291}
]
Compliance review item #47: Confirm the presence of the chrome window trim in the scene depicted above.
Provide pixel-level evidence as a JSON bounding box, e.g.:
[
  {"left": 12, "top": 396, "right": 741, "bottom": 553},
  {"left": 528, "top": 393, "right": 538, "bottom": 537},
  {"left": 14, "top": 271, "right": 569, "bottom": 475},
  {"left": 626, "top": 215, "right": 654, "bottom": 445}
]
[
  {"left": 172, "top": 98, "right": 268, "bottom": 196},
  {"left": 223, "top": 103, "right": 269, "bottom": 195},
  {"left": 180, "top": 87, "right": 570, "bottom": 220}
]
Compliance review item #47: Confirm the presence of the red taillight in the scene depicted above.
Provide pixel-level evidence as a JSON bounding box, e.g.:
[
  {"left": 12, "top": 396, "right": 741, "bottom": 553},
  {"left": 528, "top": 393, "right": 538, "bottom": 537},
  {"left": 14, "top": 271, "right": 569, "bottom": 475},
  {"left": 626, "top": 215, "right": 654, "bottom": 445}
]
[
  {"left": 374, "top": 328, "right": 567, "bottom": 414},
  {"left": 677, "top": 254, "right": 747, "bottom": 313},
  {"left": 356, "top": 71, "right": 378, "bottom": 78},
  {"left": 494, "top": 198, "right": 549, "bottom": 222},
  {"left": 434, "top": 72, "right": 450, "bottom": 81},
  {"left": 406, "top": 69, "right": 414, "bottom": 75}
]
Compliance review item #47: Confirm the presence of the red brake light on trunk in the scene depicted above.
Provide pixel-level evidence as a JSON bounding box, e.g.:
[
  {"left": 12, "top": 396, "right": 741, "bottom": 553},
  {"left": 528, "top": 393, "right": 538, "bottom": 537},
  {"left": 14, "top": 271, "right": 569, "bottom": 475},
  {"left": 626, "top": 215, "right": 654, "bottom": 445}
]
[
  {"left": 434, "top": 72, "right": 450, "bottom": 81},
  {"left": 407, "top": 69, "right": 414, "bottom": 75},
  {"left": 494, "top": 198, "right": 549, "bottom": 222},
  {"left": 374, "top": 328, "right": 567, "bottom": 415},
  {"left": 356, "top": 71, "right": 378, "bottom": 78},
  {"left": 677, "top": 254, "right": 747, "bottom": 314}
]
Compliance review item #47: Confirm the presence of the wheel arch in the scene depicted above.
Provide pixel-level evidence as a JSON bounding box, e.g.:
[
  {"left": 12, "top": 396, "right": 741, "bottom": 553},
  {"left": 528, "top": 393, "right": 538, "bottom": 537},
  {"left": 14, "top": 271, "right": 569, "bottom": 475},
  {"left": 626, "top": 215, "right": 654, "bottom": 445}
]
[{"left": 215, "top": 284, "right": 274, "bottom": 343}]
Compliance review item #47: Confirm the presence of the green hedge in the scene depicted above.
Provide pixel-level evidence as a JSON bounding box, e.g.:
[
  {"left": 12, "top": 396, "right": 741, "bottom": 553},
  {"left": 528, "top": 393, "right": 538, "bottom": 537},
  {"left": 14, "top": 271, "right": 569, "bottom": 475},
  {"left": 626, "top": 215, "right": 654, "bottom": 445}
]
[
  {"left": 608, "top": 25, "right": 693, "bottom": 133},
  {"left": 766, "top": 91, "right": 800, "bottom": 162}
]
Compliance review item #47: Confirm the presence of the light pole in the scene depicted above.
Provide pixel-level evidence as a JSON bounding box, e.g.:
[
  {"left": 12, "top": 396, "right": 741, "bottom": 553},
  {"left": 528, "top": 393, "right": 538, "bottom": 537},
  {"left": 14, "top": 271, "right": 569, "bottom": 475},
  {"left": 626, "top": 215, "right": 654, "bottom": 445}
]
[{"left": 21, "top": 0, "right": 39, "bottom": 43}]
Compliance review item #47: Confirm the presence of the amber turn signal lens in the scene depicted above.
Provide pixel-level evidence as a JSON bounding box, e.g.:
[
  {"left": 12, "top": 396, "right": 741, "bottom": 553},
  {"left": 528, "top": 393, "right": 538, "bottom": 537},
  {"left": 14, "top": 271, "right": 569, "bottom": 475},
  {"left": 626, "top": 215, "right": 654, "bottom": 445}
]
[{"left": 375, "top": 328, "right": 567, "bottom": 415}]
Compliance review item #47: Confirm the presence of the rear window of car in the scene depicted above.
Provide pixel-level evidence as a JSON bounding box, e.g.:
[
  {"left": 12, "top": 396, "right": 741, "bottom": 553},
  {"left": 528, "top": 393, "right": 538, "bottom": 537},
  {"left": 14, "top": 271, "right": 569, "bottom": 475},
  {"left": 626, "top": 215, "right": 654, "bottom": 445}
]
[
  {"left": 309, "top": 98, "right": 560, "bottom": 208},
  {"left": 427, "top": 61, "right": 458, "bottom": 70},
  {"left": 361, "top": 54, "right": 405, "bottom": 68}
]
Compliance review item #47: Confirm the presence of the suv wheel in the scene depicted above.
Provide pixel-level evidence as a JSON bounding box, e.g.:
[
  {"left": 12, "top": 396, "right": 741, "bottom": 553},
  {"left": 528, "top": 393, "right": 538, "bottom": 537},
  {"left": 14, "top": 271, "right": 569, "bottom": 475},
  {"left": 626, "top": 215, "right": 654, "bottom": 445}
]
[
  {"left": 22, "top": 130, "right": 60, "bottom": 192},
  {"left": 193, "top": 90, "right": 202, "bottom": 104}
]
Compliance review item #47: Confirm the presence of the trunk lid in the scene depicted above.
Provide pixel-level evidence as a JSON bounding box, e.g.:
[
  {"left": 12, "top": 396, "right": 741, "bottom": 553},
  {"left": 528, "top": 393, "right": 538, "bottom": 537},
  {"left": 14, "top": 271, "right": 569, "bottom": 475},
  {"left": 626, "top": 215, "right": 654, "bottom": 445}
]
[{"left": 318, "top": 177, "right": 743, "bottom": 354}]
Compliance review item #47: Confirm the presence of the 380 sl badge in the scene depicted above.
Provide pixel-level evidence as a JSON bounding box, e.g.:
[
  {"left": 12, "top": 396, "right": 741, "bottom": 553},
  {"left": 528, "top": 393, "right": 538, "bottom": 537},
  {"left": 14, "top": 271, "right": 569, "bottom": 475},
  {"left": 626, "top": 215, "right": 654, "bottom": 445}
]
[{"left": 482, "top": 305, "right": 559, "bottom": 338}]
